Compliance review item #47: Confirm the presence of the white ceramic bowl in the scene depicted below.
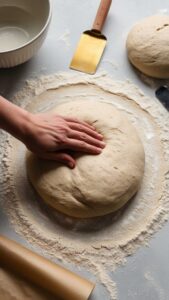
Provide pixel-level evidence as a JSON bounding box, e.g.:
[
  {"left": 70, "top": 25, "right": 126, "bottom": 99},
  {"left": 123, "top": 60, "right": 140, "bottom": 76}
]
[{"left": 0, "top": 0, "right": 51, "bottom": 68}]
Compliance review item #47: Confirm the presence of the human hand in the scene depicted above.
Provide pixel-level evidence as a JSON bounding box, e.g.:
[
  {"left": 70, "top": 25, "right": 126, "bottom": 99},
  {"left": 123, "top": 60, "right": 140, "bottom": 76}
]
[{"left": 22, "top": 112, "right": 105, "bottom": 168}]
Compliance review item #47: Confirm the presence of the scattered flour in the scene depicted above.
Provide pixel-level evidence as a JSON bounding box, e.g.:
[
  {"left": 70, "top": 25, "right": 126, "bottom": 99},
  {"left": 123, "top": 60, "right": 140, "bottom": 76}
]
[
  {"left": 157, "top": 8, "right": 168, "bottom": 15},
  {"left": 102, "top": 59, "right": 119, "bottom": 70},
  {"left": 0, "top": 72, "right": 169, "bottom": 300},
  {"left": 56, "top": 30, "right": 71, "bottom": 48},
  {"left": 144, "top": 271, "right": 166, "bottom": 300}
]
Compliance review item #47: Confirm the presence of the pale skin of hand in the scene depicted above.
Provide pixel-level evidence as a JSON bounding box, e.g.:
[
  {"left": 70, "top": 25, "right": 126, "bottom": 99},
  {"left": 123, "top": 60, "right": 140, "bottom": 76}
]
[{"left": 0, "top": 96, "right": 105, "bottom": 168}]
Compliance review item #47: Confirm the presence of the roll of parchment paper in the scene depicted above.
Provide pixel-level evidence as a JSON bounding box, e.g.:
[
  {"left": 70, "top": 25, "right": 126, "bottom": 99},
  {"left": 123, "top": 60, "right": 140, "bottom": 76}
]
[{"left": 0, "top": 235, "right": 95, "bottom": 300}]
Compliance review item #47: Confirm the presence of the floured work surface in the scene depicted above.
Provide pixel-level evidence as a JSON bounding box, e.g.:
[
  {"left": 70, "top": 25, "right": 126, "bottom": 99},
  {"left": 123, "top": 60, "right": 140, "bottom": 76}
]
[{"left": 0, "top": 73, "right": 169, "bottom": 299}]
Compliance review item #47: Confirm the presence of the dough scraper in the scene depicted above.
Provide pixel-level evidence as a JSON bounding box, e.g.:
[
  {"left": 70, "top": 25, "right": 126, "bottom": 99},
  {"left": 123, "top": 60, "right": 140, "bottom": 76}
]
[{"left": 70, "top": 0, "right": 112, "bottom": 74}]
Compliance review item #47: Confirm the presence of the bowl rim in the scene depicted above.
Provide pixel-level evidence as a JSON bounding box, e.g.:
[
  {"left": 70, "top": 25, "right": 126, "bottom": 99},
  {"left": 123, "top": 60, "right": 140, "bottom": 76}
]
[{"left": 0, "top": 0, "right": 52, "bottom": 54}]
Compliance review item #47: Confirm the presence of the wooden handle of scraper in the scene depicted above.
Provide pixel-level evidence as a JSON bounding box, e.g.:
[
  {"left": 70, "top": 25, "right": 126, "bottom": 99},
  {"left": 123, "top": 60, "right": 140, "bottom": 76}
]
[
  {"left": 92, "top": 0, "right": 112, "bottom": 32},
  {"left": 0, "top": 235, "right": 95, "bottom": 300}
]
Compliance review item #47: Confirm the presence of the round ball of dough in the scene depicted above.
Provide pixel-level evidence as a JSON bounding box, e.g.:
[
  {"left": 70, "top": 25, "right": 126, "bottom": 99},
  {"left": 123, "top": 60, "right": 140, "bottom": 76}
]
[
  {"left": 126, "top": 15, "right": 169, "bottom": 78},
  {"left": 26, "top": 100, "right": 145, "bottom": 219}
]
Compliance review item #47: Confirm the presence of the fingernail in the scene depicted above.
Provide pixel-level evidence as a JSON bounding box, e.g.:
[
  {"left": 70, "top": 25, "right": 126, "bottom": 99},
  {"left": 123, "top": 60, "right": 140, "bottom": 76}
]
[
  {"left": 96, "top": 148, "right": 102, "bottom": 154},
  {"left": 98, "top": 134, "right": 103, "bottom": 140},
  {"left": 69, "top": 162, "right": 75, "bottom": 169},
  {"left": 100, "top": 142, "right": 106, "bottom": 148}
]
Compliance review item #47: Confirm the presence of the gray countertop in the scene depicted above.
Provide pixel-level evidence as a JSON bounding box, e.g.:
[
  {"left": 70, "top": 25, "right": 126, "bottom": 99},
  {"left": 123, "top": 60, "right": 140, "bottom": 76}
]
[{"left": 0, "top": 0, "right": 169, "bottom": 299}]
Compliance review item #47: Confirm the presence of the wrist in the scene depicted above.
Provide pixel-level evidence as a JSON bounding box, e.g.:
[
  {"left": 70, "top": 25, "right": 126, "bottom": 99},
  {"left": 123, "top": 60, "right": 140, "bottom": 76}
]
[{"left": 0, "top": 95, "right": 32, "bottom": 141}]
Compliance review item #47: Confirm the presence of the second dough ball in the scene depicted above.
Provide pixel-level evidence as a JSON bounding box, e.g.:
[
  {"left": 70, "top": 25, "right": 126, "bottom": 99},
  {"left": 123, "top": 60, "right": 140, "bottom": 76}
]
[{"left": 126, "top": 15, "right": 169, "bottom": 79}]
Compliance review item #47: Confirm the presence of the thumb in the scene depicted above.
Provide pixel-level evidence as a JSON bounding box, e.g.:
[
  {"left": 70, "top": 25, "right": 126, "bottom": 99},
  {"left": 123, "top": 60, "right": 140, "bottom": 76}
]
[{"left": 38, "top": 152, "right": 76, "bottom": 169}]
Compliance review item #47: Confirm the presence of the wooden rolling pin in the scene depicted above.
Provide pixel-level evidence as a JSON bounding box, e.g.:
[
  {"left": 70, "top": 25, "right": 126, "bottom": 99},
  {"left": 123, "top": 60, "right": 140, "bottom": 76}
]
[{"left": 0, "top": 235, "right": 95, "bottom": 300}]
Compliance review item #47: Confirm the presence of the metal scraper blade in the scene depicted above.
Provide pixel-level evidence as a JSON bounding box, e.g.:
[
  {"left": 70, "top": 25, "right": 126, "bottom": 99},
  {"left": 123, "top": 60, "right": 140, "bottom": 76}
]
[{"left": 70, "top": 32, "right": 107, "bottom": 75}]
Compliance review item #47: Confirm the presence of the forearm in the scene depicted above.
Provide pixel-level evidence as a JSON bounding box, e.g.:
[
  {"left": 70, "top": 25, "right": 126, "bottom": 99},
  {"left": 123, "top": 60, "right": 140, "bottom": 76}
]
[{"left": 0, "top": 95, "right": 30, "bottom": 140}]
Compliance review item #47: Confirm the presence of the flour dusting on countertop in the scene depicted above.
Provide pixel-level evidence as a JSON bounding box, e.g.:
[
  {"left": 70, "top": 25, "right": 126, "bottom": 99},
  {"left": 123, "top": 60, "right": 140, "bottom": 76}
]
[{"left": 0, "top": 72, "right": 169, "bottom": 300}]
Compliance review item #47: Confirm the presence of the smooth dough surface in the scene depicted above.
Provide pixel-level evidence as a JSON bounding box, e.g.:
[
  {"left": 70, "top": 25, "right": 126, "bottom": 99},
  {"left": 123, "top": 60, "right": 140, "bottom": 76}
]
[
  {"left": 126, "top": 15, "right": 169, "bottom": 79},
  {"left": 26, "top": 100, "right": 145, "bottom": 218}
]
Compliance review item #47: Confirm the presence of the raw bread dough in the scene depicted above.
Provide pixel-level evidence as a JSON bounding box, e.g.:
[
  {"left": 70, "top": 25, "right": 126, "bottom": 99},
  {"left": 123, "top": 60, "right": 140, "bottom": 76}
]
[
  {"left": 26, "top": 100, "right": 145, "bottom": 218},
  {"left": 126, "top": 15, "right": 169, "bottom": 79}
]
